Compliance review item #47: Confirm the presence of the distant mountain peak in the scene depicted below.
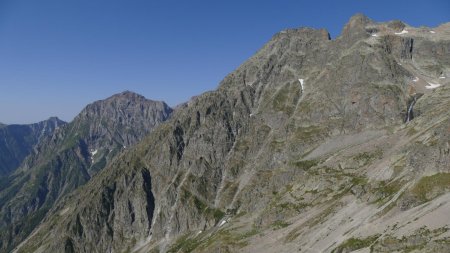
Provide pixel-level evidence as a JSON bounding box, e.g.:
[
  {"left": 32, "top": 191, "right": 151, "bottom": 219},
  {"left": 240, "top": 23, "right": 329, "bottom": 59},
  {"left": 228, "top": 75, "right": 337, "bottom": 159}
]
[
  {"left": 343, "top": 13, "right": 373, "bottom": 33},
  {"left": 46, "top": 116, "right": 60, "bottom": 121},
  {"left": 42, "top": 116, "right": 65, "bottom": 124},
  {"left": 81, "top": 91, "right": 171, "bottom": 120},
  {"left": 108, "top": 90, "right": 147, "bottom": 100}
]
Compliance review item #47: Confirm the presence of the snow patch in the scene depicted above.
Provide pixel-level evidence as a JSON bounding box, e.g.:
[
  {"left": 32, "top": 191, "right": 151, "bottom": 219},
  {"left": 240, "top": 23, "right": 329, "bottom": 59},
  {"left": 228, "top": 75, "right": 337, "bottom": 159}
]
[
  {"left": 90, "top": 149, "right": 98, "bottom": 162},
  {"left": 425, "top": 82, "right": 441, "bottom": 89},
  {"left": 397, "top": 63, "right": 402, "bottom": 66},
  {"left": 412, "top": 77, "right": 419, "bottom": 82},
  {"left": 219, "top": 220, "right": 227, "bottom": 227},
  {"left": 298, "top": 79, "right": 304, "bottom": 91},
  {"left": 59, "top": 207, "right": 70, "bottom": 215},
  {"left": 371, "top": 34, "right": 378, "bottom": 37},
  {"left": 439, "top": 76, "right": 446, "bottom": 79},
  {"left": 250, "top": 113, "right": 254, "bottom": 117},
  {"left": 430, "top": 31, "right": 436, "bottom": 34},
  {"left": 218, "top": 218, "right": 231, "bottom": 227},
  {"left": 395, "top": 30, "right": 409, "bottom": 35}
]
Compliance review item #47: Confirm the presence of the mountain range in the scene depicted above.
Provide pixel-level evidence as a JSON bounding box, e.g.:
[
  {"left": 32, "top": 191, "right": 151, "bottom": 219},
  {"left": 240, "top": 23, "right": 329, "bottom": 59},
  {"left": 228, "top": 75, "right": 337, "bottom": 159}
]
[
  {"left": 1, "top": 14, "right": 450, "bottom": 253},
  {"left": 0, "top": 91, "right": 172, "bottom": 252}
]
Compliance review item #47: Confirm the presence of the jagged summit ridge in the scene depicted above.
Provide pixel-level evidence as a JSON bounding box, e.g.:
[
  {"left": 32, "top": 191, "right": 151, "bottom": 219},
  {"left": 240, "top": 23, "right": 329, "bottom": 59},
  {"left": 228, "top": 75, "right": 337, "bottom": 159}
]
[{"left": 106, "top": 90, "right": 148, "bottom": 100}]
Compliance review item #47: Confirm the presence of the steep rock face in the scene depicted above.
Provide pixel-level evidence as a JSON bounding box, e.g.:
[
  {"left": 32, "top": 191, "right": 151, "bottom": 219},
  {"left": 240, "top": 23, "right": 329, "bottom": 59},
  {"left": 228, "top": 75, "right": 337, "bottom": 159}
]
[
  {"left": 0, "top": 117, "right": 65, "bottom": 176},
  {"left": 16, "top": 15, "right": 450, "bottom": 253},
  {"left": 0, "top": 91, "right": 172, "bottom": 252}
]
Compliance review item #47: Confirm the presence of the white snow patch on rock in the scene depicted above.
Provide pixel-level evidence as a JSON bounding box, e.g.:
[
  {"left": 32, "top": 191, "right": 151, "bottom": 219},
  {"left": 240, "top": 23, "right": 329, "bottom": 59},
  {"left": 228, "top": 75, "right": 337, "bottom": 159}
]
[
  {"left": 219, "top": 220, "right": 227, "bottom": 227},
  {"left": 298, "top": 79, "right": 304, "bottom": 91},
  {"left": 371, "top": 34, "right": 378, "bottom": 37},
  {"left": 90, "top": 149, "right": 98, "bottom": 162},
  {"left": 412, "top": 77, "right": 419, "bottom": 82},
  {"left": 425, "top": 82, "right": 441, "bottom": 89},
  {"left": 59, "top": 207, "right": 70, "bottom": 215},
  {"left": 439, "top": 76, "right": 446, "bottom": 79},
  {"left": 430, "top": 31, "right": 436, "bottom": 34},
  {"left": 395, "top": 30, "right": 409, "bottom": 35}
]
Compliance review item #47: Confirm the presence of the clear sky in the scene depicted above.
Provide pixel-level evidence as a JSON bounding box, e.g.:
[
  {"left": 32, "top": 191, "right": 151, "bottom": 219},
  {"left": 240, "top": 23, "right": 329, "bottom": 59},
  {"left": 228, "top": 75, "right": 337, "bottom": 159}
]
[{"left": 0, "top": 0, "right": 449, "bottom": 124}]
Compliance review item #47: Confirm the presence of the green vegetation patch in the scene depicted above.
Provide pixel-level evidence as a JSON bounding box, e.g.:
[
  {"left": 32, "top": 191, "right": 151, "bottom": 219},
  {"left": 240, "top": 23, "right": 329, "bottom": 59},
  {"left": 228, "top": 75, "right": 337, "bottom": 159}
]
[
  {"left": 407, "top": 127, "right": 418, "bottom": 136},
  {"left": 271, "top": 220, "right": 291, "bottom": 230},
  {"left": 291, "top": 159, "right": 318, "bottom": 170},
  {"left": 293, "top": 125, "right": 325, "bottom": 142},
  {"left": 372, "top": 180, "right": 403, "bottom": 205},
  {"left": 286, "top": 203, "right": 340, "bottom": 242},
  {"left": 181, "top": 188, "right": 225, "bottom": 223},
  {"left": 167, "top": 234, "right": 203, "bottom": 253},
  {"left": 307, "top": 205, "right": 336, "bottom": 228},
  {"left": 371, "top": 227, "right": 450, "bottom": 252},
  {"left": 352, "top": 149, "right": 383, "bottom": 167},
  {"left": 351, "top": 176, "right": 368, "bottom": 186},
  {"left": 168, "top": 227, "right": 260, "bottom": 253},
  {"left": 332, "top": 234, "right": 380, "bottom": 253},
  {"left": 276, "top": 202, "right": 310, "bottom": 213},
  {"left": 272, "top": 83, "right": 299, "bottom": 114},
  {"left": 270, "top": 138, "right": 285, "bottom": 152},
  {"left": 411, "top": 173, "right": 450, "bottom": 202}
]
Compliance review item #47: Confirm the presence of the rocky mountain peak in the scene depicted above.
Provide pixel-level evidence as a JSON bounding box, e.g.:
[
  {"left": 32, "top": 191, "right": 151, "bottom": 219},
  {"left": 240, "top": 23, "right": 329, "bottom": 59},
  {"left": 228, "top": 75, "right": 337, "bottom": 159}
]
[
  {"left": 78, "top": 91, "right": 171, "bottom": 124},
  {"left": 347, "top": 13, "right": 371, "bottom": 25},
  {"left": 64, "top": 91, "right": 173, "bottom": 153},
  {"left": 340, "top": 13, "right": 374, "bottom": 44},
  {"left": 36, "top": 116, "right": 64, "bottom": 127},
  {"left": 387, "top": 20, "right": 407, "bottom": 32}
]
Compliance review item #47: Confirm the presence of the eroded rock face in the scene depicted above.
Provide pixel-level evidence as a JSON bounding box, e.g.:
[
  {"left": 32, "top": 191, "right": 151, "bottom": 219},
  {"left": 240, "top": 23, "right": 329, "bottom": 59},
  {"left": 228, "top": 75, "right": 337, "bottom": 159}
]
[
  {"left": 0, "top": 117, "right": 65, "bottom": 176},
  {"left": 0, "top": 91, "right": 171, "bottom": 252},
  {"left": 14, "top": 14, "right": 450, "bottom": 253}
]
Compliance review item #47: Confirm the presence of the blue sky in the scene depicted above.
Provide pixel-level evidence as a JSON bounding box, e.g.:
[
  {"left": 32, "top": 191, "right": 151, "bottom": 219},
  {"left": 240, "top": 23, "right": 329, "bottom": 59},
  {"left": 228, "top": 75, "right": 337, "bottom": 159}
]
[{"left": 0, "top": 0, "right": 449, "bottom": 124}]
